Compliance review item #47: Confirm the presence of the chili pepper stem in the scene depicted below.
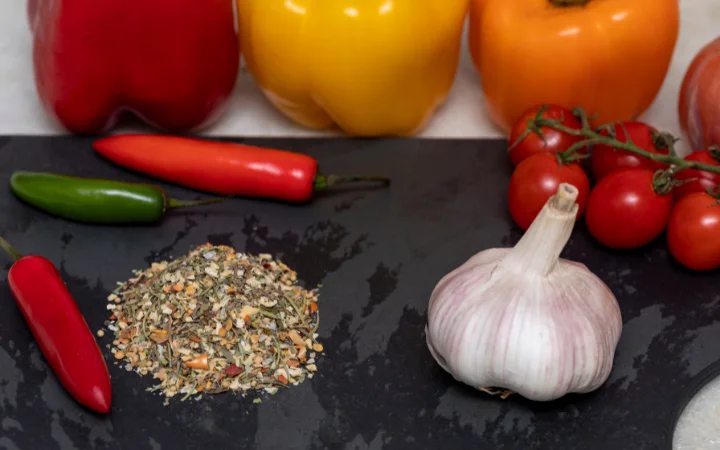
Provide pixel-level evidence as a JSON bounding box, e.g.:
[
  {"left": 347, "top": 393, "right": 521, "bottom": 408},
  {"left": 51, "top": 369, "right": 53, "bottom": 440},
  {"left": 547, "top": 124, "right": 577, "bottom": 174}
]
[
  {"left": 525, "top": 107, "right": 720, "bottom": 178},
  {"left": 0, "top": 236, "right": 23, "bottom": 261},
  {"left": 165, "top": 196, "right": 232, "bottom": 210},
  {"left": 313, "top": 174, "right": 391, "bottom": 192}
]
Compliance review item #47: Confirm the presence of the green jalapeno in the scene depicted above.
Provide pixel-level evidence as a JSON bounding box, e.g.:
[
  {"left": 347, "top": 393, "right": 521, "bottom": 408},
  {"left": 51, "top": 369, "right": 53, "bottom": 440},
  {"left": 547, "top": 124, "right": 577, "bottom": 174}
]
[{"left": 10, "top": 171, "right": 227, "bottom": 224}]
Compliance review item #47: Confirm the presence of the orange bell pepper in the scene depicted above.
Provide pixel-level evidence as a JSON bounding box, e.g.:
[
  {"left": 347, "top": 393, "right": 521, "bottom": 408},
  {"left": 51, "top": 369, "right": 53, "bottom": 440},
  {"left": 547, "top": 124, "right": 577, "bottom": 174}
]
[
  {"left": 470, "top": 0, "right": 679, "bottom": 132},
  {"left": 237, "top": 0, "right": 470, "bottom": 137}
]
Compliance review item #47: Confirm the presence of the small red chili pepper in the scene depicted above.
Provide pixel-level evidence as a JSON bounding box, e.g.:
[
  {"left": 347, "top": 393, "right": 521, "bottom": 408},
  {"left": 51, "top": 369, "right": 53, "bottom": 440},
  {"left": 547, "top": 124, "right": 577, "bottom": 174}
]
[
  {"left": 93, "top": 134, "right": 390, "bottom": 203},
  {"left": 0, "top": 237, "right": 112, "bottom": 413}
]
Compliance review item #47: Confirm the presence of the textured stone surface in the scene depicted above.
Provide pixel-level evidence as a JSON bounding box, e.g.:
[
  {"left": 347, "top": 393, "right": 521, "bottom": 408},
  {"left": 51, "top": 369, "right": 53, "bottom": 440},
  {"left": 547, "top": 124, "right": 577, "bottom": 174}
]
[{"left": 0, "top": 137, "right": 718, "bottom": 450}]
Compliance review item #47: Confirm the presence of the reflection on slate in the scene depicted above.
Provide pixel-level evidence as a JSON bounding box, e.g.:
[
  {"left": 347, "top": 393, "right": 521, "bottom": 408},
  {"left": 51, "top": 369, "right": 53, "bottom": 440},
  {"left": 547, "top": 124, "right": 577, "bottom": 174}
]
[{"left": 0, "top": 137, "right": 718, "bottom": 450}]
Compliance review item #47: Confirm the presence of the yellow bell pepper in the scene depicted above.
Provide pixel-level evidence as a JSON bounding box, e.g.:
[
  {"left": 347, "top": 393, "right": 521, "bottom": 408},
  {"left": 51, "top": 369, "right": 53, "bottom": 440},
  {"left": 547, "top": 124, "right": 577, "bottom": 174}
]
[{"left": 237, "top": 0, "right": 470, "bottom": 136}]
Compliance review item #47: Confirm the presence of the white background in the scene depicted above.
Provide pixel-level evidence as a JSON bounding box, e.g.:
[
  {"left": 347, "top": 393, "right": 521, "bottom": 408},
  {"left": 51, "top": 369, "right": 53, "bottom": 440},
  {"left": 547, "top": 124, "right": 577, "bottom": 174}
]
[
  {"left": 1, "top": 0, "right": 719, "bottom": 157},
  {"left": 1, "top": 1, "right": 720, "bottom": 446}
]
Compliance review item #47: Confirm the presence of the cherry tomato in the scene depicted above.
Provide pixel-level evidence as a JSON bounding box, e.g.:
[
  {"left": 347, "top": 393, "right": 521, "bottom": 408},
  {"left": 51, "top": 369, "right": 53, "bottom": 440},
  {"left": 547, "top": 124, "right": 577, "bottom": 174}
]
[
  {"left": 590, "top": 122, "right": 670, "bottom": 181},
  {"left": 672, "top": 147, "right": 720, "bottom": 201},
  {"left": 667, "top": 192, "right": 720, "bottom": 271},
  {"left": 585, "top": 169, "right": 674, "bottom": 249},
  {"left": 508, "top": 105, "right": 583, "bottom": 167},
  {"left": 508, "top": 153, "right": 590, "bottom": 231}
]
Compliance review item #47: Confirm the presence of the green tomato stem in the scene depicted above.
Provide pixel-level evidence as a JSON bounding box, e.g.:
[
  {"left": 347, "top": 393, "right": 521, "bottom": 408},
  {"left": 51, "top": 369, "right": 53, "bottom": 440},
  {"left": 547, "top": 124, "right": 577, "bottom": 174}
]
[{"left": 526, "top": 107, "right": 720, "bottom": 177}]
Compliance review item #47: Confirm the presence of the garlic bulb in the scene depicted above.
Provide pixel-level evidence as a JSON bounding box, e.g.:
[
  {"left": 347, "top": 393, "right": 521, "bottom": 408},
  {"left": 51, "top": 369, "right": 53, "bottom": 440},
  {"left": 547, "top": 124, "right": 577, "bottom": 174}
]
[{"left": 426, "top": 183, "right": 622, "bottom": 402}]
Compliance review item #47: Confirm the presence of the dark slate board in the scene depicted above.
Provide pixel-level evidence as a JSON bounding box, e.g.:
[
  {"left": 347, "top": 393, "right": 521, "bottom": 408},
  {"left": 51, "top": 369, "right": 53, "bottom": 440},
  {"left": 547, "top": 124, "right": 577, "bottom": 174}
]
[{"left": 0, "top": 137, "right": 717, "bottom": 450}]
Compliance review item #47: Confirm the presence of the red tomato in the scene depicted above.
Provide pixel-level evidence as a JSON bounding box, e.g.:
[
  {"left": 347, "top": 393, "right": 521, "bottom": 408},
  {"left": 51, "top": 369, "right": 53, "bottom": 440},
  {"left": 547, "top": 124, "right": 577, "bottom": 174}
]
[
  {"left": 508, "top": 105, "right": 583, "bottom": 167},
  {"left": 590, "top": 121, "right": 670, "bottom": 181},
  {"left": 508, "top": 153, "right": 590, "bottom": 231},
  {"left": 673, "top": 147, "right": 720, "bottom": 200},
  {"left": 667, "top": 192, "right": 720, "bottom": 271},
  {"left": 585, "top": 169, "right": 674, "bottom": 249}
]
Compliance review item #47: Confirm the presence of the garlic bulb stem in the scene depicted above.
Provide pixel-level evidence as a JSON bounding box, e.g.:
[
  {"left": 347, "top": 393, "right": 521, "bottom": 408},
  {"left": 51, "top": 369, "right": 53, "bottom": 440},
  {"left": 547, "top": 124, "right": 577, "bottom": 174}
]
[
  {"left": 552, "top": 183, "right": 580, "bottom": 212},
  {"left": 500, "top": 183, "right": 579, "bottom": 277}
]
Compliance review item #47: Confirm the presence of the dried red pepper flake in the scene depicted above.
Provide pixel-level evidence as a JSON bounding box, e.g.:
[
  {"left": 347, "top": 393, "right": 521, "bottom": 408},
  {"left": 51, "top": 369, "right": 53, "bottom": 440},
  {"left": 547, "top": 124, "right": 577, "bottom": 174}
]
[{"left": 224, "top": 364, "right": 244, "bottom": 377}]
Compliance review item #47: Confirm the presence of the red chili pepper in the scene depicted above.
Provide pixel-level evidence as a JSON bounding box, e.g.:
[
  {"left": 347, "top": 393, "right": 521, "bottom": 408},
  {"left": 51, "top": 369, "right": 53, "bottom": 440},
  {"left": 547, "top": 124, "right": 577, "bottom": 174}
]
[
  {"left": 93, "top": 135, "right": 390, "bottom": 203},
  {"left": 0, "top": 237, "right": 112, "bottom": 413}
]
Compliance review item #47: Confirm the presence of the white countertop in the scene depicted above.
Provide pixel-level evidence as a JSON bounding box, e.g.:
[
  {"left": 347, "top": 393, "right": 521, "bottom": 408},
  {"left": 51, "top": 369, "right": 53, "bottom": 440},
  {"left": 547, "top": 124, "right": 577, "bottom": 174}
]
[
  {"left": 1, "top": 0, "right": 718, "bottom": 158},
  {"left": 1, "top": 1, "right": 720, "bottom": 447}
]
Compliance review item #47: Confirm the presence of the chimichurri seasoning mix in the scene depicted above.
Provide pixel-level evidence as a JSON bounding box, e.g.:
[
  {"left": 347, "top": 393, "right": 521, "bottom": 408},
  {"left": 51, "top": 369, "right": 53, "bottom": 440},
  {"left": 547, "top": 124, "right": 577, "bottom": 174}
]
[{"left": 102, "top": 244, "right": 322, "bottom": 404}]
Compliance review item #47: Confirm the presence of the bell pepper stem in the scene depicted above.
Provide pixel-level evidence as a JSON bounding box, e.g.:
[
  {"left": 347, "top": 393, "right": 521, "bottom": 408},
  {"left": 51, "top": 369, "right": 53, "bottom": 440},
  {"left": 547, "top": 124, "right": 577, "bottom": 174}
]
[
  {"left": 0, "top": 236, "right": 24, "bottom": 261},
  {"left": 313, "top": 174, "right": 391, "bottom": 192},
  {"left": 165, "top": 195, "right": 233, "bottom": 210}
]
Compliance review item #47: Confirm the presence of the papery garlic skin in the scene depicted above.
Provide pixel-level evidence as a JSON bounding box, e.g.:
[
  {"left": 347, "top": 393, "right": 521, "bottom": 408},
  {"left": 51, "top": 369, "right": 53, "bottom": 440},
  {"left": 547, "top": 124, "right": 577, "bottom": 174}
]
[{"left": 426, "top": 184, "right": 622, "bottom": 402}]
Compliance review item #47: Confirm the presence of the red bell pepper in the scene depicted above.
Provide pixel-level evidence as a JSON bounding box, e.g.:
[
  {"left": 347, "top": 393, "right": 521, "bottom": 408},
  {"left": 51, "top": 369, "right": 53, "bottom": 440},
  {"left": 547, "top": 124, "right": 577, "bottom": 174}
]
[
  {"left": 28, "top": 0, "right": 239, "bottom": 134},
  {"left": 0, "top": 237, "right": 112, "bottom": 413},
  {"left": 94, "top": 134, "right": 391, "bottom": 203}
]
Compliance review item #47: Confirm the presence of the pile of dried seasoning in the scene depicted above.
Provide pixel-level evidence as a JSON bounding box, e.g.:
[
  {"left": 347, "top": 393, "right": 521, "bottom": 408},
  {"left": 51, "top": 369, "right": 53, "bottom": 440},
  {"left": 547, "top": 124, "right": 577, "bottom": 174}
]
[{"left": 101, "top": 243, "right": 322, "bottom": 404}]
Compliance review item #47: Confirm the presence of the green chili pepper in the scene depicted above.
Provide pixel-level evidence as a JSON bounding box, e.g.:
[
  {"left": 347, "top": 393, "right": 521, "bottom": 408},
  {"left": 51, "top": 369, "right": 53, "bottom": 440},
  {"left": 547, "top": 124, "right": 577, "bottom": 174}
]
[{"left": 10, "top": 171, "right": 228, "bottom": 224}]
